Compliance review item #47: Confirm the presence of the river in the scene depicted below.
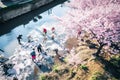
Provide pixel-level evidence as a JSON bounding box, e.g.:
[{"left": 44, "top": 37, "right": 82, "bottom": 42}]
[{"left": 0, "top": 0, "right": 69, "bottom": 57}]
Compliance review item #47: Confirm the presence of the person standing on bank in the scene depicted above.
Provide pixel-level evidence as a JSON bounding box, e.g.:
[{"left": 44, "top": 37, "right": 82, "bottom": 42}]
[
  {"left": 54, "top": 49, "right": 61, "bottom": 58},
  {"left": 17, "top": 34, "right": 22, "bottom": 45},
  {"left": 77, "top": 30, "right": 81, "bottom": 39}
]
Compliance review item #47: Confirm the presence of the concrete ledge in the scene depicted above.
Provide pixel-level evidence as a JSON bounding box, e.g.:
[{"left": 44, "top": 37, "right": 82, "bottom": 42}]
[{"left": 0, "top": 0, "right": 54, "bottom": 22}]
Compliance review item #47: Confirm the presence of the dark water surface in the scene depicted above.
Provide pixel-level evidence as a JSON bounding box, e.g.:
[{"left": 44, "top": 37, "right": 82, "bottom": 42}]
[{"left": 0, "top": 0, "right": 68, "bottom": 57}]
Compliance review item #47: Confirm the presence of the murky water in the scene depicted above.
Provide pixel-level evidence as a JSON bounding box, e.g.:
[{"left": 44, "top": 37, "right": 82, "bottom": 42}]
[{"left": 0, "top": 0, "right": 69, "bottom": 57}]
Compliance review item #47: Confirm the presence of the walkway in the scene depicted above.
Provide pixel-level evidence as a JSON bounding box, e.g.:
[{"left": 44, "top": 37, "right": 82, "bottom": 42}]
[{"left": 0, "top": 0, "right": 32, "bottom": 8}]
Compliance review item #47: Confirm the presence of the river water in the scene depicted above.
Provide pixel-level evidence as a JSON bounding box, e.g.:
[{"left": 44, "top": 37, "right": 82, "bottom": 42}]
[{"left": 0, "top": 0, "right": 69, "bottom": 57}]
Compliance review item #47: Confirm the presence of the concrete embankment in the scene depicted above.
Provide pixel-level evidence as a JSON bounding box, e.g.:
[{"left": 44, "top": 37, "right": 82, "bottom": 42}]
[{"left": 0, "top": 0, "right": 54, "bottom": 22}]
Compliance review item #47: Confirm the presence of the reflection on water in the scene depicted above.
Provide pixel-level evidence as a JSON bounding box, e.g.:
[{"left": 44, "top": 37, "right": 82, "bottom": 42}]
[{"left": 0, "top": 1, "right": 68, "bottom": 57}]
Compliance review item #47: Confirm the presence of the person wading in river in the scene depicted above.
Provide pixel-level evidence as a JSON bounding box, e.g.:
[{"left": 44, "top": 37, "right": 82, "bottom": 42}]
[
  {"left": 51, "top": 27, "right": 55, "bottom": 40},
  {"left": 43, "top": 28, "right": 47, "bottom": 36},
  {"left": 51, "top": 27, "right": 55, "bottom": 33},
  {"left": 30, "top": 49, "right": 36, "bottom": 62},
  {"left": 37, "top": 44, "right": 42, "bottom": 53},
  {"left": 43, "top": 28, "right": 47, "bottom": 43},
  {"left": 17, "top": 35, "right": 22, "bottom": 45}
]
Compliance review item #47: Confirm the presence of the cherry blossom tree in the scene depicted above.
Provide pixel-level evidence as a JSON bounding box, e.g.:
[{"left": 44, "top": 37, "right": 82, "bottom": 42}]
[{"left": 56, "top": 0, "right": 120, "bottom": 55}]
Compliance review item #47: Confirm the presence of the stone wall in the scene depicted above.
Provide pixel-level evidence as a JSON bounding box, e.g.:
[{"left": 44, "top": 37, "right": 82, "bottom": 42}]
[{"left": 0, "top": 0, "right": 54, "bottom": 22}]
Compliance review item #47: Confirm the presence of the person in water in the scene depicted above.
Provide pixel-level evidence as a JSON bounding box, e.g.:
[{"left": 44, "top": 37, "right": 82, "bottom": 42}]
[
  {"left": 37, "top": 44, "right": 42, "bottom": 53},
  {"left": 17, "top": 34, "right": 22, "bottom": 45},
  {"left": 30, "top": 49, "right": 36, "bottom": 62},
  {"left": 43, "top": 28, "right": 47, "bottom": 35},
  {"left": 51, "top": 27, "right": 55, "bottom": 33},
  {"left": 51, "top": 27, "right": 55, "bottom": 40}
]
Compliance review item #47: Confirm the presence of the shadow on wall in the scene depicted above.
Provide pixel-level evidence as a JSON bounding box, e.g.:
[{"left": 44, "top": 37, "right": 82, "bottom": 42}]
[{"left": 0, "top": 0, "right": 68, "bottom": 36}]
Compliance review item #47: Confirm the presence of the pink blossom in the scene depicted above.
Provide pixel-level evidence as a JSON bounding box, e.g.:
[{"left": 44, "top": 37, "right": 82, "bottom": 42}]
[{"left": 57, "top": 0, "right": 120, "bottom": 53}]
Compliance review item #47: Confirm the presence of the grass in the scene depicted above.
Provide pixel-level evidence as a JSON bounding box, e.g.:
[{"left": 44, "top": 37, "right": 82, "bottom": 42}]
[
  {"left": 80, "top": 64, "right": 88, "bottom": 71},
  {"left": 39, "top": 74, "right": 46, "bottom": 80},
  {"left": 52, "top": 64, "right": 60, "bottom": 72}
]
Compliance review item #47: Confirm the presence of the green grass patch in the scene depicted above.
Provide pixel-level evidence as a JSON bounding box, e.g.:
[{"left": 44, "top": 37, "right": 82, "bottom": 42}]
[
  {"left": 52, "top": 64, "right": 60, "bottom": 72},
  {"left": 39, "top": 74, "right": 46, "bottom": 80},
  {"left": 80, "top": 65, "right": 88, "bottom": 71}
]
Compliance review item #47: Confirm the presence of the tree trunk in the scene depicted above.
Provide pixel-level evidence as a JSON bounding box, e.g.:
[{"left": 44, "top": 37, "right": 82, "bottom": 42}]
[{"left": 96, "top": 43, "right": 107, "bottom": 56}]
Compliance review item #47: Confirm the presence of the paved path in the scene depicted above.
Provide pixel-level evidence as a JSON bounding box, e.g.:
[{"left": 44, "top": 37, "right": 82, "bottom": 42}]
[{"left": 0, "top": 0, "right": 32, "bottom": 8}]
